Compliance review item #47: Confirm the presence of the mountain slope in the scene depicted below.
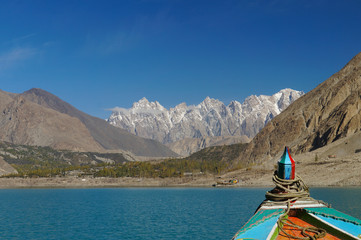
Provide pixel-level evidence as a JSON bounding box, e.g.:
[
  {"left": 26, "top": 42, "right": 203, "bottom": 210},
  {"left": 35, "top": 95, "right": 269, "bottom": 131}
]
[
  {"left": 107, "top": 89, "right": 303, "bottom": 144},
  {"left": 0, "top": 96, "right": 103, "bottom": 151},
  {"left": 0, "top": 156, "right": 17, "bottom": 176},
  {"left": 0, "top": 90, "right": 16, "bottom": 110},
  {"left": 235, "top": 51, "right": 361, "bottom": 165},
  {"left": 20, "top": 88, "right": 177, "bottom": 157},
  {"left": 166, "top": 135, "right": 250, "bottom": 156}
]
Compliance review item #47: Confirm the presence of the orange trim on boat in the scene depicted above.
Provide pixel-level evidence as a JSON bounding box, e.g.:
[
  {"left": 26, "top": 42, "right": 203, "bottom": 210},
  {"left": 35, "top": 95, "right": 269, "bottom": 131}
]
[{"left": 276, "top": 217, "right": 341, "bottom": 240}]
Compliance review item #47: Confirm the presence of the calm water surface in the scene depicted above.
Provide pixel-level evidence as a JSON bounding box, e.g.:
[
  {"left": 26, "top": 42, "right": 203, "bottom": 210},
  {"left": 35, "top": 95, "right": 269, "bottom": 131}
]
[{"left": 0, "top": 187, "right": 359, "bottom": 240}]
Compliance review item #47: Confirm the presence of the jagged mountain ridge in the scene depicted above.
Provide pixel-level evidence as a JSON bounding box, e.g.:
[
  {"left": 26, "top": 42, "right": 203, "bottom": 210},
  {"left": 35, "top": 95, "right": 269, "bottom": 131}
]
[
  {"left": 0, "top": 88, "right": 177, "bottom": 157},
  {"left": 232, "top": 51, "right": 361, "bottom": 166},
  {"left": 107, "top": 88, "right": 304, "bottom": 144}
]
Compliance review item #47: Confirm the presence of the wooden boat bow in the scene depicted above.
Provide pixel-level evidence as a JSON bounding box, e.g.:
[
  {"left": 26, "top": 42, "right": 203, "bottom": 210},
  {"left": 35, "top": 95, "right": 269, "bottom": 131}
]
[{"left": 232, "top": 147, "right": 361, "bottom": 240}]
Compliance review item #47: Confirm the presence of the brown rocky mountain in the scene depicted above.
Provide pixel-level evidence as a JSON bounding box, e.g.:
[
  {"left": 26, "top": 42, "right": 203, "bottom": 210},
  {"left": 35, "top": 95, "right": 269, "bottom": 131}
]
[
  {"left": 0, "top": 90, "right": 16, "bottom": 109},
  {"left": 0, "top": 89, "right": 177, "bottom": 157},
  {"left": 20, "top": 88, "right": 178, "bottom": 157},
  {"left": 0, "top": 95, "right": 103, "bottom": 152},
  {"left": 234, "top": 51, "right": 361, "bottom": 165}
]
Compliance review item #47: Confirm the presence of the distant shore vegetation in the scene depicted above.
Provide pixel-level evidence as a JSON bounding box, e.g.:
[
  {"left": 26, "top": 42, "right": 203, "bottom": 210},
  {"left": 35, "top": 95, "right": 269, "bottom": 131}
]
[{"left": 0, "top": 142, "right": 247, "bottom": 178}]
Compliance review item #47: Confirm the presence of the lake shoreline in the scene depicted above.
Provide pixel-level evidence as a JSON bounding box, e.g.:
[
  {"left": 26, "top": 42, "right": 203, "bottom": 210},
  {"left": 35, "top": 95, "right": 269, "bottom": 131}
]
[
  {"left": 0, "top": 174, "right": 360, "bottom": 189},
  {"left": 2, "top": 146, "right": 361, "bottom": 189},
  {"left": 1, "top": 156, "right": 361, "bottom": 189}
]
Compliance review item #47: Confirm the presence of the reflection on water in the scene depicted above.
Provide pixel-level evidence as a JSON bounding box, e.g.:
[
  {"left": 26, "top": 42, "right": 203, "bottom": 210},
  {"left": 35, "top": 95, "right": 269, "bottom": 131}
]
[{"left": 311, "top": 187, "right": 361, "bottom": 219}]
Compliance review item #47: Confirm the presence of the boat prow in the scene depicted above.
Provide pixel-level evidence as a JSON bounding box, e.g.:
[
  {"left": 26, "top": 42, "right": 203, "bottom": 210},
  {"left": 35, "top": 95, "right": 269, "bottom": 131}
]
[
  {"left": 232, "top": 147, "right": 361, "bottom": 240},
  {"left": 233, "top": 198, "right": 361, "bottom": 240}
]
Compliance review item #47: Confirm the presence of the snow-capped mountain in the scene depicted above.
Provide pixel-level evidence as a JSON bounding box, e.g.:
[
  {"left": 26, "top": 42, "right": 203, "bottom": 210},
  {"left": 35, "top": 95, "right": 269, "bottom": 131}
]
[{"left": 107, "top": 89, "right": 304, "bottom": 144}]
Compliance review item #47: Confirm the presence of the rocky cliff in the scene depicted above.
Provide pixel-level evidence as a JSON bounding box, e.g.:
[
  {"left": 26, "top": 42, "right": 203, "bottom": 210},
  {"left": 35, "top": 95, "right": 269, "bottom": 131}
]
[{"left": 235, "top": 52, "right": 361, "bottom": 165}]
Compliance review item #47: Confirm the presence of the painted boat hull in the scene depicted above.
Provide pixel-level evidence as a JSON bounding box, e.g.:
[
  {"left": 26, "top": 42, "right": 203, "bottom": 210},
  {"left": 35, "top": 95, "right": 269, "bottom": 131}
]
[{"left": 232, "top": 198, "right": 361, "bottom": 240}]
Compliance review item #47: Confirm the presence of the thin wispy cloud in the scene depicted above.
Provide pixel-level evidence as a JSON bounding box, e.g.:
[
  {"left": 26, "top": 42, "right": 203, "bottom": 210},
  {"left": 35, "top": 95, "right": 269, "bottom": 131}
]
[
  {"left": 107, "top": 107, "right": 164, "bottom": 115},
  {"left": 4, "top": 33, "right": 37, "bottom": 46},
  {"left": 84, "top": 25, "right": 144, "bottom": 56},
  {"left": 0, "top": 47, "right": 37, "bottom": 71},
  {"left": 107, "top": 107, "right": 129, "bottom": 113},
  {"left": 97, "top": 32, "right": 128, "bottom": 55},
  {"left": 12, "top": 33, "right": 37, "bottom": 43},
  {"left": 84, "top": 9, "right": 172, "bottom": 56}
]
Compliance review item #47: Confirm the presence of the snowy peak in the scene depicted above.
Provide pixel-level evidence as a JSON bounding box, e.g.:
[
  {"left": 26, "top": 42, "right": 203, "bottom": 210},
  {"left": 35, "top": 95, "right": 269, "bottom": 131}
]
[
  {"left": 274, "top": 88, "right": 303, "bottom": 111},
  {"left": 107, "top": 89, "right": 304, "bottom": 144},
  {"left": 200, "top": 97, "right": 225, "bottom": 113},
  {"left": 127, "top": 97, "right": 167, "bottom": 115},
  {"left": 172, "top": 102, "right": 187, "bottom": 111}
]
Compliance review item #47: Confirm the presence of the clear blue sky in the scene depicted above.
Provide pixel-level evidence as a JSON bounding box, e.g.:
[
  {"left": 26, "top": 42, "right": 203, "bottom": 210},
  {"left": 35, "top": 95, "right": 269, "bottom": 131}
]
[{"left": 1, "top": 0, "right": 361, "bottom": 119}]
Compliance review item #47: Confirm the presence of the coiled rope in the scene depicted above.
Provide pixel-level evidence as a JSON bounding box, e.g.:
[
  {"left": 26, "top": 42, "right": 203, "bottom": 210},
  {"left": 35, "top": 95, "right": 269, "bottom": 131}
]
[
  {"left": 265, "top": 173, "right": 310, "bottom": 202},
  {"left": 265, "top": 172, "right": 326, "bottom": 239}
]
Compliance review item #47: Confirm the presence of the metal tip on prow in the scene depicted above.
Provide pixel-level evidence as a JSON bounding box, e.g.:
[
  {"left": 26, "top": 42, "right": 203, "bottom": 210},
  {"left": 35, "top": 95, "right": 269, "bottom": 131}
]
[{"left": 277, "top": 146, "right": 295, "bottom": 180}]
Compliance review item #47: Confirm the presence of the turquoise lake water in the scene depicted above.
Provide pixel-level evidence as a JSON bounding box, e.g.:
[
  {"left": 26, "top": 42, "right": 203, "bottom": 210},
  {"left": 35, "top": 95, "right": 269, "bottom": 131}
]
[{"left": 0, "top": 187, "right": 359, "bottom": 240}]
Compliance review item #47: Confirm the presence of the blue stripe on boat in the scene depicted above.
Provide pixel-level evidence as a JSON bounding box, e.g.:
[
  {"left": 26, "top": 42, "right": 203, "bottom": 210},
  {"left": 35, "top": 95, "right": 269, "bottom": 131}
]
[
  {"left": 305, "top": 207, "right": 361, "bottom": 225},
  {"left": 314, "top": 215, "right": 361, "bottom": 237},
  {"left": 233, "top": 208, "right": 283, "bottom": 240},
  {"left": 306, "top": 207, "right": 361, "bottom": 238}
]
